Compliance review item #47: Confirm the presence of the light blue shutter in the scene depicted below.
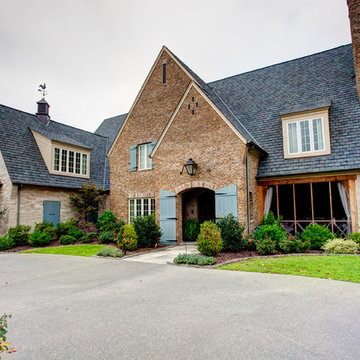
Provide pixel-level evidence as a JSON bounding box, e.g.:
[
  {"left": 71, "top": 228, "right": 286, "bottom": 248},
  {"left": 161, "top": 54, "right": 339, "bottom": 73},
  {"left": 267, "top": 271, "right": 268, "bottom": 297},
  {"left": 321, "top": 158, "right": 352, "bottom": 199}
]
[
  {"left": 130, "top": 145, "right": 137, "bottom": 172},
  {"left": 215, "top": 185, "right": 238, "bottom": 221},
  {"left": 43, "top": 201, "right": 60, "bottom": 227},
  {"left": 159, "top": 190, "right": 176, "bottom": 243},
  {"left": 149, "top": 141, "right": 157, "bottom": 169}
]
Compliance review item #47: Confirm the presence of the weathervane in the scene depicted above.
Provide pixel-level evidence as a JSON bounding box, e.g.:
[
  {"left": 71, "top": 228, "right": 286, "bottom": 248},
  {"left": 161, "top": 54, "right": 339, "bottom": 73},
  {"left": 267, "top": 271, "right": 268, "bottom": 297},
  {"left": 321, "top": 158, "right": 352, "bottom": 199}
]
[{"left": 38, "top": 83, "right": 47, "bottom": 97}]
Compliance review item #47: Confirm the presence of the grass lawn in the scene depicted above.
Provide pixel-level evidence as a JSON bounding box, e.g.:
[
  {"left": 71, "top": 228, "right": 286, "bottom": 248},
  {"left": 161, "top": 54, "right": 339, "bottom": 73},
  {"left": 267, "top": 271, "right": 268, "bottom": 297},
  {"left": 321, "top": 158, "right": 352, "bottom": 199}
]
[
  {"left": 218, "top": 255, "right": 360, "bottom": 283},
  {"left": 21, "top": 245, "right": 115, "bottom": 257}
]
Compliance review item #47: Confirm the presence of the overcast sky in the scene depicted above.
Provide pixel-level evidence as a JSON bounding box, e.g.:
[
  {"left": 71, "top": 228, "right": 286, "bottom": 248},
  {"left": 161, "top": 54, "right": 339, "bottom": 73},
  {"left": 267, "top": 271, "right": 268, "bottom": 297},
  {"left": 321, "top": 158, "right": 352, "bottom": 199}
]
[{"left": 0, "top": 0, "right": 352, "bottom": 132}]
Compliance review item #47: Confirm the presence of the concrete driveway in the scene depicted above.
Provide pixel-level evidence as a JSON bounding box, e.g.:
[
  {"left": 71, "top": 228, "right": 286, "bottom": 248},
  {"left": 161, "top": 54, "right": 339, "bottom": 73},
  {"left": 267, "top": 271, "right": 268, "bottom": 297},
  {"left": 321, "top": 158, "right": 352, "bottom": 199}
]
[{"left": 0, "top": 253, "right": 359, "bottom": 360}]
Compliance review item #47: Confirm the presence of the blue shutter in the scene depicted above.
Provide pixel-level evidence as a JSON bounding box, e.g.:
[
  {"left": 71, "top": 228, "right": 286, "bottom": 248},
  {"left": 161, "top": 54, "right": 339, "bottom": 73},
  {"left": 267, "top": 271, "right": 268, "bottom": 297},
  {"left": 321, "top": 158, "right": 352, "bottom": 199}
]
[
  {"left": 43, "top": 201, "right": 60, "bottom": 227},
  {"left": 215, "top": 185, "right": 238, "bottom": 221},
  {"left": 159, "top": 190, "right": 176, "bottom": 243},
  {"left": 149, "top": 141, "right": 157, "bottom": 169},
  {"left": 130, "top": 145, "right": 137, "bottom": 172}
]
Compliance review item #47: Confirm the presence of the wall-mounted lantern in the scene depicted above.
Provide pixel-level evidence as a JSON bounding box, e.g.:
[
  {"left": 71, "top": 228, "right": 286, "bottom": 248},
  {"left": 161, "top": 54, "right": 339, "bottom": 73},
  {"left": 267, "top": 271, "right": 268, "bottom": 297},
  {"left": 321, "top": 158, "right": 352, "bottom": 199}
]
[{"left": 180, "top": 158, "right": 198, "bottom": 176}]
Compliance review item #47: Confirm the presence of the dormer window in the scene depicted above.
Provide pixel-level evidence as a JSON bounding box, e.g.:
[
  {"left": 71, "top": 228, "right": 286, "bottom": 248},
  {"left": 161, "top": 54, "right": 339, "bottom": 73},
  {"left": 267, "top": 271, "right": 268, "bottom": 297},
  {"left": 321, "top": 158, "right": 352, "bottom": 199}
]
[
  {"left": 281, "top": 103, "right": 331, "bottom": 159},
  {"left": 53, "top": 146, "right": 89, "bottom": 177}
]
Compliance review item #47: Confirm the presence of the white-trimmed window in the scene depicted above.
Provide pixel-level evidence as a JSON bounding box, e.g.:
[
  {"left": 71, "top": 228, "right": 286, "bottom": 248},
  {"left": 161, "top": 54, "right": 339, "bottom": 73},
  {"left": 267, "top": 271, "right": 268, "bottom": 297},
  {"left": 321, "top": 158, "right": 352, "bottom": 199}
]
[
  {"left": 287, "top": 117, "right": 325, "bottom": 155},
  {"left": 129, "top": 198, "right": 155, "bottom": 222},
  {"left": 138, "top": 143, "right": 153, "bottom": 170},
  {"left": 282, "top": 107, "right": 331, "bottom": 159},
  {"left": 53, "top": 146, "right": 89, "bottom": 176}
]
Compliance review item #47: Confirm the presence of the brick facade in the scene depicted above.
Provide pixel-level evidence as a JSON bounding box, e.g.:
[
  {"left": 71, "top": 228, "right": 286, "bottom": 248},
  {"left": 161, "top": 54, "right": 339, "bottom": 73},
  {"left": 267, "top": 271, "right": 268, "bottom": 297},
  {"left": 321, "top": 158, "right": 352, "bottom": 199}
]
[{"left": 109, "top": 49, "right": 260, "bottom": 243}]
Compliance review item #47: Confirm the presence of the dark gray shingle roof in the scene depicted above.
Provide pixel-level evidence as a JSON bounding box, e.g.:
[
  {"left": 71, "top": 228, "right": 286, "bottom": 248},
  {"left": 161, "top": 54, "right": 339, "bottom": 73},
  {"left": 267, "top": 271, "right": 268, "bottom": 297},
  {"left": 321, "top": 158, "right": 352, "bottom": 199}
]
[
  {"left": 0, "top": 105, "right": 109, "bottom": 190},
  {"left": 95, "top": 113, "right": 127, "bottom": 152},
  {"left": 209, "top": 44, "right": 360, "bottom": 177}
]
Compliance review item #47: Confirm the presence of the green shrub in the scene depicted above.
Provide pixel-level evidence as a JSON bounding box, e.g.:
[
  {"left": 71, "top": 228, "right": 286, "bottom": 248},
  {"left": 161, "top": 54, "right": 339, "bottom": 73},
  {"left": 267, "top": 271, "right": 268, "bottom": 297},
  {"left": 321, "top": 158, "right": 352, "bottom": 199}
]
[
  {"left": 0, "top": 236, "right": 15, "bottom": 251},
  {"left": 349, "top": 232, "right": 360, "bottom": 245},
  {"left": 255, "top": 236, "right": 277, "bottom": 255},
  {"left": 34, "top": 221, "right": 56, "bottom": 238},
  {"left": 96, "top": 211, "right": 123, "bottom": 232},
  {"left": 99, "top": 230, "right": 116, "bottom": 244},
  {"left": 217, "top": 214, "right": 245, "bottom": 252},
  {"left": 261, "top": 211, "right": 279, "bottom": 225},
  {"left": 279, "top": 236, "right": 311, "bottom": 254},
  {"left": 132, "top": 214, "right": 161, "bottom": 248},
  {"left": 29, "top": 231, "right": 52, "bottom": 247},
  {"left": 244, "top": 235, "right": 257, "bottom": 251},
  {"left": 68, "top": 228, "right": 86, "bottom": 241},
  {"left": 55, "top": 219, "right": 77, "bottom": 237},
  {"left": 117, "top": 224, "right": 137, "bottom": 254},
  {"left": 183, "top": 219, "right": 200, "bottom": 242},
  {"left": 96, "top": 247, "right": 123, "bottom": 258},
  {"left": 7, "top": 225, "right": 31, "bottom": 246},
  {"left": 197, "top": 221, "right": 223, "bottom": 256},
  {"left": 253, "top": 223, "right": 287, "bottom": 249},
  {"left": 173, "top": 253, "right": 216, "bottom": 266},
  {"left": 59, "top": 235, "right": 77, "bottom": 245},
  {"left": 322, "top": 238, "right": 359, "bottom": 254},
  {"left": 301, "top": 223, "right": 334, "bottom": 250},
  {"left": 80, "top": 232, "right": 97, "bottom": 243}
]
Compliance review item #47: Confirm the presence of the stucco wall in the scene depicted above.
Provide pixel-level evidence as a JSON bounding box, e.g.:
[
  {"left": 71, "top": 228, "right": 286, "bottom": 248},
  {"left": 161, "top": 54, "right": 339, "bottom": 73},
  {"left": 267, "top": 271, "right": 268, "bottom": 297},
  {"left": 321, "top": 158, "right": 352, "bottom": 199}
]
[{"left": 0, "top": 151, "right": 17, "bottom": 236}]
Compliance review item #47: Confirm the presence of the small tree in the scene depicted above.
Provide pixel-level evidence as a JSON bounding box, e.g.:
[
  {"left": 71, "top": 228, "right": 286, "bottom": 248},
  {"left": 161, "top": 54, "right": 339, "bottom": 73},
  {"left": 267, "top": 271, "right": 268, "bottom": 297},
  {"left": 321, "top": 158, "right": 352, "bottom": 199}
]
[{"left": 70, "top": 183, "right": 105, "bottom": 223}]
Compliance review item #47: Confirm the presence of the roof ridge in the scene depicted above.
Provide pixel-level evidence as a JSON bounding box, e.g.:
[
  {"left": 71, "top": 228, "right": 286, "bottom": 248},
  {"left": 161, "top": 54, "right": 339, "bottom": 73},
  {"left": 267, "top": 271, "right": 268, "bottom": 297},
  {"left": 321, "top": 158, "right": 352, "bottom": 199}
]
[{"left": 208, "top": 43, "right": 352, "bottom": 85}]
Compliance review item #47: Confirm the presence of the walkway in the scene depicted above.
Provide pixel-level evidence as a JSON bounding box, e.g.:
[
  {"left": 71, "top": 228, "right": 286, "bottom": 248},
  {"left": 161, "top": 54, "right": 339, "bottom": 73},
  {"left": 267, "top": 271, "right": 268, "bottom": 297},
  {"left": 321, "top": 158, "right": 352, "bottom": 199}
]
[{"left": 122, "top": 242, "right": 199, "bottom": 264}]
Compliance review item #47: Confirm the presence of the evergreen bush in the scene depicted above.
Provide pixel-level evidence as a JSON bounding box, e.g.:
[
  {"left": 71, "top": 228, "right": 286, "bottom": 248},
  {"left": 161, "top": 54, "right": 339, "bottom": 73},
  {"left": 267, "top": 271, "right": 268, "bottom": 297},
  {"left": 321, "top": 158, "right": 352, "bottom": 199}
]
[
  {"left": 30, "top": 231, "right": 52, "bottom": 247},
  {"left": 7, "top": 225, "right": 31, "bottom": 246},
  {"left": 132, "top": 214, "right": 161, "bottom": 248},
  {"left": 0, "top": 236, "right": 15, "bottom": 251},
  {"left": 183, "top": 219, "right": 200, "bottom": 242},
  {"left": 196, "top": 221, "right": 223, "bottom": 256},
  {"left": 301, "top": 223, "right": 334, "bottom": 250},
  {"left": 217, "top": 214, "right": 245, "bottom": 252},
  {"left": 117, "top": 224, "right": 137, "bottom": 254},
  {"left": 59, "top": 235, "right": 77, "bottom": 245},
  {"left": 322, "top": 238, "right": 359, "bottom": 254}
]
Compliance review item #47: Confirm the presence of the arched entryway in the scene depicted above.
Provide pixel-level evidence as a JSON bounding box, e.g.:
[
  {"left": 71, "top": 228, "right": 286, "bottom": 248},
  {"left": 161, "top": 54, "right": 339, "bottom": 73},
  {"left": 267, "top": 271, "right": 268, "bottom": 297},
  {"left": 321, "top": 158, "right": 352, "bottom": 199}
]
[{"left": 182, "top": 188, "right": 215, "bottom": 241}]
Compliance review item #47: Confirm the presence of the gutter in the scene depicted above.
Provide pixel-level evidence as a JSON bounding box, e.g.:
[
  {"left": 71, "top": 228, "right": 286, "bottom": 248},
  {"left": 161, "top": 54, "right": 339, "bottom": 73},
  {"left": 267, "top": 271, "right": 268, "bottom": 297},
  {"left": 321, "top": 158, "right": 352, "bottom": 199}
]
[
  {"left": 17, "top": 184, "right": 22, "bottom": 226},
  {"left": 246, "top": 144, "right": 255, "bottom": 233}
]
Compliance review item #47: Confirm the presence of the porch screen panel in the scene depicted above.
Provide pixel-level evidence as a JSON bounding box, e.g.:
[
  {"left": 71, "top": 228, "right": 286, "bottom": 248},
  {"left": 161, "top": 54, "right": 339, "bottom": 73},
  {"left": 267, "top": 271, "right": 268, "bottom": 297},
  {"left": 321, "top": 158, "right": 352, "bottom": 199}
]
[
  {"left": 278, "top": 185, "right": 294, "bottom": 220},
  {"left": 159, "top": 190, "right": 176, "bottom": 243},
  {"left": 295, "top": 183, "right": 312, "bottom": 230},
  {"left": 215, "top": 185, "right": 237, "bottom": 221},
  {"left": 313, "top": 182, "right": 331, "bottom": 220}
]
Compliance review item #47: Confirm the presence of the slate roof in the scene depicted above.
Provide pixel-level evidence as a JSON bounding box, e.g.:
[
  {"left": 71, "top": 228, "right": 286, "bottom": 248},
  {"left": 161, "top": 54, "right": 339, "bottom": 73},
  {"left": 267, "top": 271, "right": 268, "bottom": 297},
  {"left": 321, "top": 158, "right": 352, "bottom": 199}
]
[
  {"left": 208, "top": 44, "right": 360, "bottom": 177},
  {"left": 95, "top": 113, "right": 127, "bottom": 152},
  {"left": 0, "top": 105, "right": 110, "bottom": 190}
]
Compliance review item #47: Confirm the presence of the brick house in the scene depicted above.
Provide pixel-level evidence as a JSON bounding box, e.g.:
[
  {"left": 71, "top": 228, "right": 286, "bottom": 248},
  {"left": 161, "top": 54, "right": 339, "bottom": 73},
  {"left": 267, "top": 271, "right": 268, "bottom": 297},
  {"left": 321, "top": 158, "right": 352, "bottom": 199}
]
[
  {"left": 0, "top": 99, "right": 115, "bottom": 236},
  {"left": 104, "top": 2, "right": 360, "bottom": 244}
]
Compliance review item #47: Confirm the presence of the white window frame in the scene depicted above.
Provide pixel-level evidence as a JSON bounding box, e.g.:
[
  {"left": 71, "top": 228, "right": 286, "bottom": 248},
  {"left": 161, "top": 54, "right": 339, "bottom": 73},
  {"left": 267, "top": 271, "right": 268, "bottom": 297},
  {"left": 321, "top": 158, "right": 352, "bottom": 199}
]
[
  {"left": 281, "top": 107, "right": 331, "bottom": 159},
  {"left": 52, "top": 146, "right": 90, "bottom": 177},
  {"left": 128, "top": 198, "right": 155, "bottom": 223},
  {"left": 138, "top": 143, "right": 152, "bottom": 170},
  {"left": 287, "top": 117, "right": 325, "bottom": 155}
]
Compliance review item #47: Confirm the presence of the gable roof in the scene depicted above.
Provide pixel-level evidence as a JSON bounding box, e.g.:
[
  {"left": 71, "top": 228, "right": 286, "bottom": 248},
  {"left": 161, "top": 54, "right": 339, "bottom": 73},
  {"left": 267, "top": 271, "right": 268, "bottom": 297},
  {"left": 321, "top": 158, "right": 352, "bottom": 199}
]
[
  {"left": 209, "top": 44, "right": 360, "bottom": 177},
  {"left": 95, "top": 113, "right": 127, "bottom": 152},
  {"left": 0, "top": 105, "right": 110, "bottom": 190}
]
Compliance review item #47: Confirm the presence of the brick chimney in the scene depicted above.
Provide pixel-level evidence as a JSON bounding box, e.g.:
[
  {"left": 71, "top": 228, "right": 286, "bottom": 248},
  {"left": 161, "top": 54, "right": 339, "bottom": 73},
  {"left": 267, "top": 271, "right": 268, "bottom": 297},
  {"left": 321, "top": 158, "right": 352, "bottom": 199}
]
[
  {"left": 348, "top": 0, "right": 360, "bottom": 100},
  {"left": 36, "top": 98, "right": 50, "bottom": 125}
]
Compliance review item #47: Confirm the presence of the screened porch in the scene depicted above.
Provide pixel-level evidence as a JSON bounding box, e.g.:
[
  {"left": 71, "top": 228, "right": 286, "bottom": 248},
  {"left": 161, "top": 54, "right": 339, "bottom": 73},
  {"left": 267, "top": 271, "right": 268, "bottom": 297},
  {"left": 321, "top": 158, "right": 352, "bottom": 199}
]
[{"left": 258, "top": 175, "right": 357, "bottom": 237}]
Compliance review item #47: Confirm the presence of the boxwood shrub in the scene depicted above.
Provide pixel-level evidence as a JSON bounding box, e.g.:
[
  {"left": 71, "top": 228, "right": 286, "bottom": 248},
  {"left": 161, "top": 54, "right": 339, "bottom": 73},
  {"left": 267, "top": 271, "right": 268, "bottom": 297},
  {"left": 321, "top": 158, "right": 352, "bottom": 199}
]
[
  {"left": 132, "top": 214, "right": 161, "bottom": 248},
  {"left": 301, "top": 223, "right": 334, "bottom": 250},
  {"left": 59, "top": 235, "right": 77, "bottom": 245},
  {"left": 197, "top": 221, "right": 223, "bottom": 256},
  {"left": 30, "top": 231, "right": 52, "bottom": 247},
  {"left": 217, "top": 214, "right": 245, "bottom": 252}
]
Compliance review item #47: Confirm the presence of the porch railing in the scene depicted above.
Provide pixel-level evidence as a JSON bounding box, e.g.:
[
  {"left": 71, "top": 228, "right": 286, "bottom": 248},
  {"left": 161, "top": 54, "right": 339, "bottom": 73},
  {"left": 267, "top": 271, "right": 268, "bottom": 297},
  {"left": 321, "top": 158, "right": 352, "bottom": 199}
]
[{"left": 281, "top": 219, "right": 351, "bottom": 237}]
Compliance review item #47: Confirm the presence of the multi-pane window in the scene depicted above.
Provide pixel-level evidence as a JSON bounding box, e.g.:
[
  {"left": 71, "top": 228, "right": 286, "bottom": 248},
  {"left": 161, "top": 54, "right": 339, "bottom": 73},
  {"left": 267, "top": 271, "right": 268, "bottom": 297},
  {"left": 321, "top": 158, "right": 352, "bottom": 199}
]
[
  {"left": 129, "top": 198, "right": 155, "bottom": 222},
  {"left": 138, "top": 143, "right": 153, "bottom": 170},
  {"left": 53, "top": 147, "right": 89, "bottom": 176},
  {"left": 53, "top": 148, "right": 60, "bottom": 171},
  {"left": 287, "top": 117, "right": 325, "bottom": 155}
]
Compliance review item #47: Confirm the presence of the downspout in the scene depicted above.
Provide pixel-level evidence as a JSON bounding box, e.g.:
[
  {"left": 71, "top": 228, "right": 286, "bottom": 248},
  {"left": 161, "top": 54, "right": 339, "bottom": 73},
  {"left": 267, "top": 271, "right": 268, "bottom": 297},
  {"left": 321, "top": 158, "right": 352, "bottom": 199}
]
[
  {"left": 246, "top": 145, "right": 254, "bottom": 234},
  {"left": 17, "top": 184, "right": 22, "bottom": 226}
]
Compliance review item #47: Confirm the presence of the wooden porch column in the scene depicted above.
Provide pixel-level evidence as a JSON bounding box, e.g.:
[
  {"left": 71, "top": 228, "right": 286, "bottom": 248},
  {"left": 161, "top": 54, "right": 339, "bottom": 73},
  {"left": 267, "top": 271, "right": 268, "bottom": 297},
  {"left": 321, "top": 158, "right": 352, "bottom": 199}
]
[{"left": 348, "top": 179, "right": 358, "bottom": 232}]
